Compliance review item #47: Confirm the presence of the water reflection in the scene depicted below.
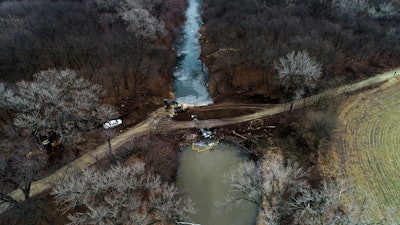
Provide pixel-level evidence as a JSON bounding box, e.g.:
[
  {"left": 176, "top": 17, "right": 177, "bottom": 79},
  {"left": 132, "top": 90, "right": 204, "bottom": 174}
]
[{"left": 177, "top": 142, "right": 258, "bottom": 225}]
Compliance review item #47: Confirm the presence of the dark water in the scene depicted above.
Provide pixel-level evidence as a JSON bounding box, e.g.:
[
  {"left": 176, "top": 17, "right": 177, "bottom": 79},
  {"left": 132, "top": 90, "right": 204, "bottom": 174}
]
[
  {"left": 177, "top": 142, "right": 258, "bottom": 225},
  {"left": 173, "top": 0, "right": 212, "bottom": 106}
]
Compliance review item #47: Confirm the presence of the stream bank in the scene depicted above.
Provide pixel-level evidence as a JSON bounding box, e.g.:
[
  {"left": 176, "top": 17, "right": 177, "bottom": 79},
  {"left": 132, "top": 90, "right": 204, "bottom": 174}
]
[{"left": 172, "top": 0, "right": 259, "bottom": 224}]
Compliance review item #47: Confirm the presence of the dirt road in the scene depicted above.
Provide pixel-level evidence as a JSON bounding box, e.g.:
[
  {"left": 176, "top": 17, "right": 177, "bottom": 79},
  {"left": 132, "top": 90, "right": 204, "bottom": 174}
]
[{"left": 2, "top": 68, "right": 399, "bottom": 213}]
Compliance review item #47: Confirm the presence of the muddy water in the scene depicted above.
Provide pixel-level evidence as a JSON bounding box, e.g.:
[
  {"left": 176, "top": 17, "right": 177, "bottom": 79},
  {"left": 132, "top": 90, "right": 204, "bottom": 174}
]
[
  {"left": 177, "top": 142, "right": 258, "bottom": 225},
  {"left": 174, "top": 0, "right": 258, "bottom": 224}
]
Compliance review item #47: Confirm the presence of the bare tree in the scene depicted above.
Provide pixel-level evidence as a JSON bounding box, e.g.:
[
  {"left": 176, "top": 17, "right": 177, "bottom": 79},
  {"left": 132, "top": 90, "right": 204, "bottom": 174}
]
[
  {"left": 0, "top": 69, "right": 118, "bottom": 207},
  {"left": 274, "top": 50, "right": 322, "bottom": 100},
  {"left": 0, "top": 136, "right": 46, "bottom": 205},
  {"left": 0, "top": 69, "right": 118, "bottom": 151},
  {"left": 216, "top": 155, "right": 308, "bottom": 225},
  {"left": 331, "top": 0, "right": 399, "bottom": 22},
  {"left": 331, "top": 0, "right": 368, "bottom": 16},
  {"left": 307, "top": 0, "right": 332, "bottom": 17},
  {"left": 52, "top": 162, "right": 195, "bottom": 225},
  {"left": 251, "top": 0, "right": 298, "bottom": 9},
  {"left": 0, "top": 158, "right": 6, "bottom": 178},
  {"left": 291, "top": 181, "right": 388, "bottom": 225},
  {"left": 303, "top": 111, "right": 337, "bottom": 164},
  {"left": 93, "top": 0, "right": 166, "bottom": 39},
  {"left": 217, "top": 155, "right": 388, "bottom": 225},
  {"left": 367, "top": 2, "right": 399, "bottom": 21},
  {"left": 119, "top": 7, "right": 165, "bottom": 39}
]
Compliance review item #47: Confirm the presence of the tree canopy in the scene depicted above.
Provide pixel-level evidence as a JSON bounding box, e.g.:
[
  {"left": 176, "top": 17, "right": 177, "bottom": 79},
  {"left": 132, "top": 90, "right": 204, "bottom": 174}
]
[
  {"left": 52, "top": 162, "right": 195, "bottom": 225},
  {"left": 0, "top": 69, "right": 118, "bottom": 149}
]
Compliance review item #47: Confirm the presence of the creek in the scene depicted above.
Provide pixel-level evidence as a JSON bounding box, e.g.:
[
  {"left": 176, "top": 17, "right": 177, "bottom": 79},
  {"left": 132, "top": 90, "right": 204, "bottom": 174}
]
[
  {"left": 173, "top": 2, "right": 258, "bottom": 224},
  {"left": 173, "top": 0, "right": 212, "bottom": 106}
]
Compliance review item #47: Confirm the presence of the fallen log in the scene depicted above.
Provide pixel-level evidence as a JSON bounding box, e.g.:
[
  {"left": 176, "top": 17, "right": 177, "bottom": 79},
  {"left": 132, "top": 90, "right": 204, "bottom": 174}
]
[{"left": 232, "top": 130, "right": 247, "bottom": 140}]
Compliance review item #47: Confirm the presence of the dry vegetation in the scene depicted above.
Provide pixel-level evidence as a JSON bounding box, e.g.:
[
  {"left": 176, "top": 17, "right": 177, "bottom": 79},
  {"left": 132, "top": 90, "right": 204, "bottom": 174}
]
[
  {"left": 1, "top": 0, "right": 400, "bottom": 224},
  {"left": 201, "top": 0, "right": 400, "bottom": 102},
  {"left": 337, "top": 78, "right": 400, "bottom": 220}
]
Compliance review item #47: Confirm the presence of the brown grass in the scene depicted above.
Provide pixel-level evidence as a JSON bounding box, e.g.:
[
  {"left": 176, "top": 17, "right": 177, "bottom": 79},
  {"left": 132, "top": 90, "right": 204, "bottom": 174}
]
[{"left": 336, "top": 77, "right": 400, "bottom": 220}]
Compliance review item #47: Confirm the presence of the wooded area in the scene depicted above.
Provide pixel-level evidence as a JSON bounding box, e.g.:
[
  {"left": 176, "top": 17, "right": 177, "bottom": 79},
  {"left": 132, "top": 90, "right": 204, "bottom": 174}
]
[
  {"left": 201, "top": 0, "right": 400, "bottom": 101},
  {"left": 0, "top": 0, "right": 186, "bottom": 103},
  {"left": 0, "top": 1, "right": 187, "bottom": 223},
  {"left": 0, "top": 0, "right": 399, "bottom": 224}
]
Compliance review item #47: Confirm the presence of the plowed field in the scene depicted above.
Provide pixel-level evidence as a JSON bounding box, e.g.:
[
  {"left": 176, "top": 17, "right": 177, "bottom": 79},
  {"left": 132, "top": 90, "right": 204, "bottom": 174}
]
[{"left": 337, "top": 77, "right": 400, "bottom": 219}]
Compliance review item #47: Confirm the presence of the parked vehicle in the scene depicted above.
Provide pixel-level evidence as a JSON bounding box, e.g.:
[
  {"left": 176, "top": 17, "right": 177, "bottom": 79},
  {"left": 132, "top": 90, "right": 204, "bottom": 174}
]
[{"left": 103, "top": 119, "right": 122, "bottom": 129}]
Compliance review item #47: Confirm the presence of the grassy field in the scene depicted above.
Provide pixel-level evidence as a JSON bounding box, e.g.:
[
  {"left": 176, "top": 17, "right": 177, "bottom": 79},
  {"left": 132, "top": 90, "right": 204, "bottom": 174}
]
[{"left": 337, "top": 77, "right": 400, "bottom": 220}]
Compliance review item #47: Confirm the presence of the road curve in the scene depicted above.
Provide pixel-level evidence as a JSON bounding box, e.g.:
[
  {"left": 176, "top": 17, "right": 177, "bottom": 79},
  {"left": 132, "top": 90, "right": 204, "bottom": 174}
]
[{"left": 2, "top": 68, "right": 399, "bottom": 213}]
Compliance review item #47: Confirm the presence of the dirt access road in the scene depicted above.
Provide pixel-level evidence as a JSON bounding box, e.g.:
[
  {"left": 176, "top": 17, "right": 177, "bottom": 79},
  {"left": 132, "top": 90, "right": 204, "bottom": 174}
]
[{"left": 2, "top": 68, "right": 399, "bottom": 214}]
